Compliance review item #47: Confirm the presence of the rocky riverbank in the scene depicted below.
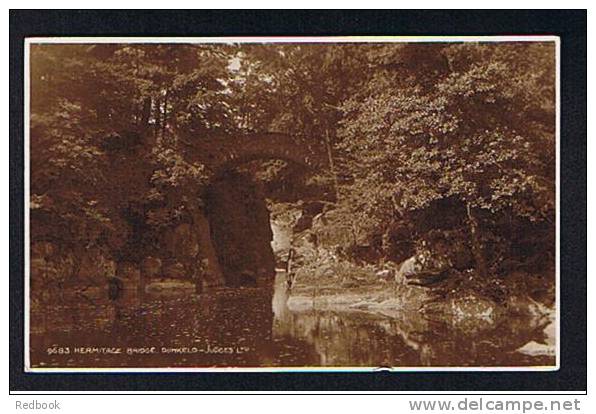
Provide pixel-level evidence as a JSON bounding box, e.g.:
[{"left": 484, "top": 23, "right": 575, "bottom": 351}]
[{"left": 283, "top": 274, "right": 555, "bottom": 358}]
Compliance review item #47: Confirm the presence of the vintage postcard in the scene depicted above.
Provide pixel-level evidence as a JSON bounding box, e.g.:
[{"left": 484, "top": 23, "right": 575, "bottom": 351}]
[{"left": 25, "top": 36, "right": 558, "bottom": 371}]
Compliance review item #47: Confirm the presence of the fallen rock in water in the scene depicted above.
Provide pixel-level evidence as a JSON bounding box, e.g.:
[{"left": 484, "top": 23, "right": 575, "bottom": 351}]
[{"left": 516, "top": 340, "right": 555, "bottom": 357}]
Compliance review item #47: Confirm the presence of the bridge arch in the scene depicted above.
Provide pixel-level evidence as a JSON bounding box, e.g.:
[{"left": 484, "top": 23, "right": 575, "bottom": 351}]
[
  {"left": 179, "top": 131, "right": 329, "bottom": 291},
  {"left": 181, "top": 132, "right": 328, "bottom": 175}
]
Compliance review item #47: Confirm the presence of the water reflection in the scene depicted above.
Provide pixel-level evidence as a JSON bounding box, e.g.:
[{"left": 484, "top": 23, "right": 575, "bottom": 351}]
[
  {"left": 272, "top": 274, "right": 554, "bottom": 367},
  {"left": 29, "top": 274, "right": 554, "bottom": 368}
]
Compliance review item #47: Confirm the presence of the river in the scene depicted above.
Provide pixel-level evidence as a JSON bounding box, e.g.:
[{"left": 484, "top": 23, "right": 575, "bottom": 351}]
[{"left": 29, "top": 273, "right": 555, "bottom": 369}]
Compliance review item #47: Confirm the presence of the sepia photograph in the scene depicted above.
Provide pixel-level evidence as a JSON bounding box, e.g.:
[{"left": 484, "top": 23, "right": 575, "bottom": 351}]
[{"left": 24, "top": 37, "right": 558, "bottom": 371}]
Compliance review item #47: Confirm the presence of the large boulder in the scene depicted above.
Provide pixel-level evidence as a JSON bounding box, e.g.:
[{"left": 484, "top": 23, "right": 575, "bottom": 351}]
[{"left": 208, "top": 171, "right": 276, "bottom": 288}]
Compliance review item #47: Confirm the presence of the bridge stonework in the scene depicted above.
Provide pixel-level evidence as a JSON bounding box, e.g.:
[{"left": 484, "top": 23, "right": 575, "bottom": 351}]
[
  {"left": 181, "top": 132, "right": 328, "bottom": 175},
  {"left": 177, "top": 131, "right": 328, "bottom": 290}
]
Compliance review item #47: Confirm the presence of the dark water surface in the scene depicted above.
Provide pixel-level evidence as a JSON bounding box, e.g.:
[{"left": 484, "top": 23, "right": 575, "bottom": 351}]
[{"left": 30, "top": 274, "right": 555, "bottom": 369}]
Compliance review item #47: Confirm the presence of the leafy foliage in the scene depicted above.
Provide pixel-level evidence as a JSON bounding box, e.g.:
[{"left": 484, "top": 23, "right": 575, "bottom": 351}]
[
  {"left": 333, "top": 43, "right": 555, "bottom": 276},
  {"left": 29, "top": 42, "right": 556, "bottom": 291}
]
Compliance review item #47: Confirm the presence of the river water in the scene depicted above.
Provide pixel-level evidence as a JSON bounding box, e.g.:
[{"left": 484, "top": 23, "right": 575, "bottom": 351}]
[{"left": 29, "top": 273, "right": 555, "bottom": 369}]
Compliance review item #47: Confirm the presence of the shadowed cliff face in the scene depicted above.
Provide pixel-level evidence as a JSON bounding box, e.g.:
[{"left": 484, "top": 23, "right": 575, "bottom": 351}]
[{"left": 206, "top": 171, "right": 276, "bottom": 288}]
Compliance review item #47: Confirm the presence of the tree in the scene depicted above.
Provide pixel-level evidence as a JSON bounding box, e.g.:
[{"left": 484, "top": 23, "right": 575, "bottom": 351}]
[
  {"left": 29, "top": 43, "right": 231, "bottom": 284},
  {"left": 336, "top": 42, "right": 555, "bottom": 276}
]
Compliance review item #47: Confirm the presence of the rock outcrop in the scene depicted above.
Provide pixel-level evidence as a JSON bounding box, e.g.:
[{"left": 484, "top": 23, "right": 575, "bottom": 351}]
[{"left": 207, "top": 171, "right": 276, "bottom": 288}]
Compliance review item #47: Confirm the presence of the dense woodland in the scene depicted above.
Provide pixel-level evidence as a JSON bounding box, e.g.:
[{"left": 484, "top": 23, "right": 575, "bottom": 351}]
[{"left": 29, "top": 42, "right": 556, "bottom": 306}]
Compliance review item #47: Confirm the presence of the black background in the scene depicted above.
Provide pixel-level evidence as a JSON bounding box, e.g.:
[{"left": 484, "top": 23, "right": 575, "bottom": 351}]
[{"left": 9, "top": 9, "right": 587, "bottom": 392}]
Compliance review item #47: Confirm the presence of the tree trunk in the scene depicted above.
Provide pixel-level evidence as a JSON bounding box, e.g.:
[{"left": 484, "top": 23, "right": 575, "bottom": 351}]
[
  {"left": 466, "top": 202, "right": 487, "bottom": 278},
  {"left": 153, "top": 99, "right": 160, "bottom": 141},
  {"left": 161, "top": 89, "right": 169, "bottom": 141},
  {"left": 324, "top": 129, "right": 340, "bottom": 201},
  {"left": 139, "top": 97, "right": 152, "bottom": 130},
  {"left": 191, "top": 208, "right": 225, "bottom": 289}
]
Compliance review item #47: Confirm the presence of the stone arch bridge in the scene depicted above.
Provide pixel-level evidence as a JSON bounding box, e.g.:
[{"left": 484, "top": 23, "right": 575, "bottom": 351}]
[
  {"left": 180, "top": 131, "right": 328, "bottom": 175},
  {"left": 176, "top": 131, "right": 329, "bottom": 291}
]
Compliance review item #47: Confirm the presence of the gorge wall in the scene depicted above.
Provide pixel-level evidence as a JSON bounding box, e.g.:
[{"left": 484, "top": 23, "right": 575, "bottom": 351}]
[{"left": 206, "top": 171, "right": 276, "bottom": 288}]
